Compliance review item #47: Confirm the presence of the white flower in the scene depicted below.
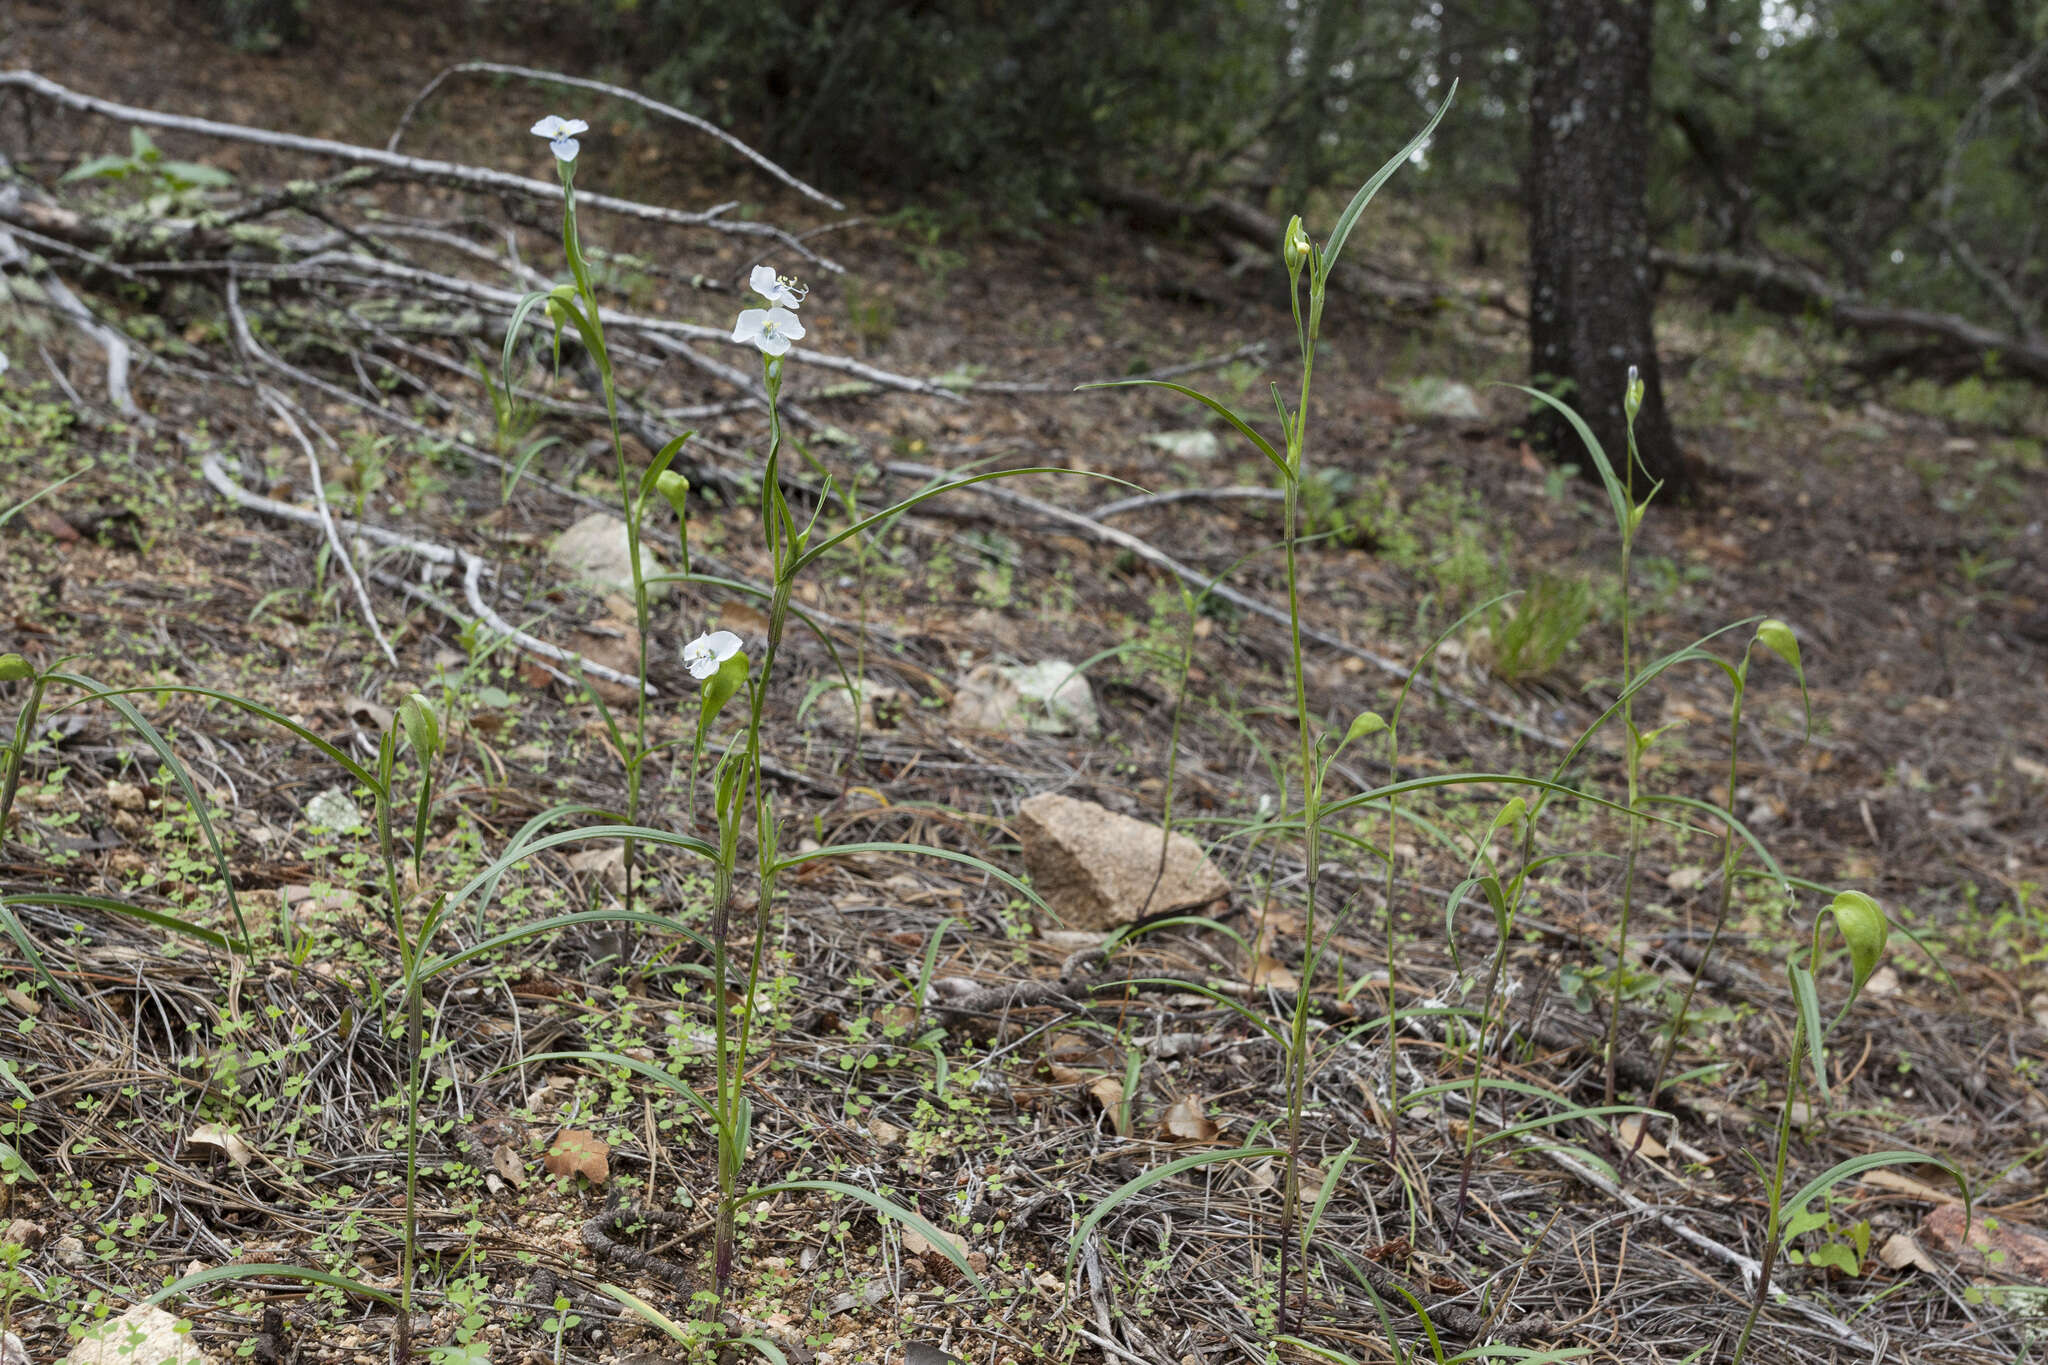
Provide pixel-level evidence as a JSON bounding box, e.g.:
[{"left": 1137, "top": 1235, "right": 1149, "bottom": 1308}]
[
  {"left": 748, "top": 264, "right": 807, "bottom": 309},
  {"left": 683, "top": 630, "right": 744, "bottom": 680},
  {"left": 0, "top": 349, "right": 8, "bottom": 378},
  {"left": 530, "top": 115, "right": 589, "bottom": 163},
  {"left": 732, "top": 306, "right": 805, "bottom": 357}
]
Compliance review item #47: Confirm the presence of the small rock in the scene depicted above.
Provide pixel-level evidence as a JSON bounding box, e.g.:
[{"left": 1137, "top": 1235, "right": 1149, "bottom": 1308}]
[
  {"left": 950, "top": 661, "right": 1099, "bottom": 737},
  {"left": 4, "top": 1329, "right": 28, "bottom": 1365},
  {"left": 62, "top": 1305, "right": 213, "bottom": 1365},
  {"left": 1921, "top": 1204, "right": 2048, "bottom": 1282},
  {"left": 1142, "top": 429, "right": 1222, "bottom": 461},
  {"left": 547, "top": 513, "right": 668, "bottom": 602},
  {"left": 3, "top": 1219, "right": 45, "bottom": 1250},
  {"left": 51, "top": 1235, "right": 89, "bottom": 1267},
  {"left": 302, "top": 788, "right": 364, "bottom": 833},
  {"left": 1398, "top": 376, "right": 1485, "bottom": 422},
  {"left": 1014, "top": 793, "right": 1229, "bottom": 930},
  {"left": 105, "top": 782, "right": 146, "bottom": 813}
]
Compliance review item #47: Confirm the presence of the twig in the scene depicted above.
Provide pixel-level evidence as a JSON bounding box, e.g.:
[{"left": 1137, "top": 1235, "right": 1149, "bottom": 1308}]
[
  {"left": 1533, "top": 1135, "right": 1877, "bottom": 1351},
  {"left": 0, "top": 69, "right": 839, "bottom": 271},
  {"left": 259, "top": 386, "right": 398, "bottom": 667},
  {"left": 0, "top": 223, "right": 143, "bottom": 419},
  {"left": 197, "top": 452, "right": 656, "bottom": 695},
  {"left": 385, "top": 61, "right": 843, "bottom": 211},
  {"left": 305, "top": 252, "right": 965, "bottom": 401},
  {"left": 881, "top": 462, "right": 1570, "bottom": 751}
]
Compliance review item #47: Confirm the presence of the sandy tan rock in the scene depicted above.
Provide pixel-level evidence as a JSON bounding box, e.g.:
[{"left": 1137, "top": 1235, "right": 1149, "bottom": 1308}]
[
  {"left": 1015, "top": 793, "right": 1227, "bottom": 930},
  {"left": 1921, "top": 1203, "right": 2048, "bottom": 1282}
]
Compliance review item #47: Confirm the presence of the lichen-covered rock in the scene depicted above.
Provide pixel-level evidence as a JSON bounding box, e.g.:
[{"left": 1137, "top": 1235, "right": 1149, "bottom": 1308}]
[{"left": 63, "top": 1305, "right": 214, "bottom": 1365}]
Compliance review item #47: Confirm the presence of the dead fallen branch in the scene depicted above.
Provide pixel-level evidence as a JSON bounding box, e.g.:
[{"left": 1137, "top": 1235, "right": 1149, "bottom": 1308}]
[
  {"left": 197, "top": 452, "right": 655, "bottom": 695},
  {"left": 1651, "top": 247, "right": 2048, "bottom": 385},
  {"left": 387, "top": 61, "right": 844, "bottom": 211},
  {"left": 0, "top": 70, "right": 840, "bottom": 270}
]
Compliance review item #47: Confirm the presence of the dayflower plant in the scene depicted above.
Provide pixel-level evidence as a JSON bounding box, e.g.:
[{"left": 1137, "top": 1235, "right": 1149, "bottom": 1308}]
[
  {"left": 732, "top": 304, "right": 804, "bottom": 357},
  {"left": 748, "top": 263, "right": 807, "bottom": 309},
  {"left": 529, "top": 115, "right": 587, "bottom": 162},
  {"left": 733, "top": 264, "right": 808, "bottom": 356},
  {"left": 683, "top": 629, "right": 744, "bottom": 680}
]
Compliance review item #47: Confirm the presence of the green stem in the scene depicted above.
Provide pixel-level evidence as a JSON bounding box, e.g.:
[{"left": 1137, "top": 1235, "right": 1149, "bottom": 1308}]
[
  {"left": 1636, "top": 676, "right": 1748, "bottom": 1146},
  {"left": 0, "top": 674, "right": 50, "bottom": 842},
  {"left": 1602, "top": 422, "right": 1641, "bottom": 1110},
  {"left": 1731, "top": 1016, "right": 1803, "bottom": 1365},
  {"left": 1275, "top": 266, "right": 1325, "bottom": 1338}
]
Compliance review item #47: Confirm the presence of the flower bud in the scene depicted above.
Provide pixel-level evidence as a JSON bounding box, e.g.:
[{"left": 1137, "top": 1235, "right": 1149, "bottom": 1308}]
[
  {"left": 0, "top": 654, "right": 31, "bottom": 683},
  {"left": 654, "top": 470, "right": 690, "bottom": 521},
  {"left": 1283, "top": 215, "right": 1311, "bottom": 278},
  {"left": 1624, "top": 364, "right": 1645, "bottom": 423}
]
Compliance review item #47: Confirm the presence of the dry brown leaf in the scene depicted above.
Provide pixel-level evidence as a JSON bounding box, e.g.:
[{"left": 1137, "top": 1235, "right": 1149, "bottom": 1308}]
[
  {"left": 1877, "top": 1232, "right": 1939, "bottom": 1275},
  {"left": 186, "top": 1123, "right": 255, "bottom": 1168},
  {"left": 1160, "top": 1094, "right": 1220, "bottom": 1144},
  {"left": 1089, "top": 1076, "right": 1129, "bottom": 1135},
  {"left": 1616, "top": 1115, "right": 1667, "bottom": 1159},
  {"left": 491, "top": 1143, "right": 527, "bottom": 1188},
  {"left": 544, "top": 1129, "right": 610, "bottom": 1184},
  {"left": 1861, "top": 1168, "right": 1964, "bottom": 1204},
  {"left": 1249, "top": 954, "right": 1298, "bottom": 990},
  {"left": 2012, "top": 754, "right": 2048, "bottom": 784},
  {"left": 903, "top": 1225, "right": 968, "bottom": 1259}
]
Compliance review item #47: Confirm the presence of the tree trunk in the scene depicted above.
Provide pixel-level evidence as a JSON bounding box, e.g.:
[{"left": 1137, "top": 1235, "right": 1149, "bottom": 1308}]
[{"left": 1528, "top": 0, "right": 1689, "bottom": 495}]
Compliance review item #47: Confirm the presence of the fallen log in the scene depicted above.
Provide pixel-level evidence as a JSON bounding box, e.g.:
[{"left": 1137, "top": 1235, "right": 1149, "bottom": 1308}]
[{"left": 1650, "top": 247, "right": 2048, "bottom": 385}]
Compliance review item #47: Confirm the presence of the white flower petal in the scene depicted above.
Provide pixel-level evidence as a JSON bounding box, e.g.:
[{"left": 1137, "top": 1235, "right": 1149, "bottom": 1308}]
[
  {"left": 531, "top": 116, "right": 566, "bottom": 139},
  {"left": 550, "top": 136, "right": 580, "bottom": 163},
  {"left": 732, "top": 309, "right": 769, "bottom": 345},
  {"left": 750, "top": 264, "right": 782, "bottom": 299},
  {"left": 768, "top": 308, "right": 805, "bottom": 342},
  {"left": 0, "top": 350, "right": 9, "bottom": 377},
  {"left": 683, "top": 630, "right": 745, "bottom": 680},
  {"left": 560, "top": 119, "right": 589, "bottom": 137}
]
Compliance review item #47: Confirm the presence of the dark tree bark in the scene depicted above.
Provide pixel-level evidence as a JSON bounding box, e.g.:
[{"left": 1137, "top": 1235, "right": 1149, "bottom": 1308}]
[{"left": 1528, "top": 0, "right": 1690, "bottom": 495}]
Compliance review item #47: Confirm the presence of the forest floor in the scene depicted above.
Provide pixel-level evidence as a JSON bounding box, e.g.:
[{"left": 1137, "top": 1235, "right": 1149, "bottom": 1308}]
[{"left": 2, "top": 4, "right": 2047, "bottom": 1365}]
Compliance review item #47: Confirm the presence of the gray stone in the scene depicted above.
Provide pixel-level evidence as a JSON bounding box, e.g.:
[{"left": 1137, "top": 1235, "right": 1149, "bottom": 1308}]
[
  {"left": 547, "top": 513, "right": 669, "bottom": 601},
  {"left": 1398, "top": 377, "right": 1486, "bottom": 422},
  {"left": 1015, "top": 793, "right": 1229, "bottom": 930},
  {"left": 1142, "top": 429, "right": 1223, "bottom": 461},
  {"left": 950, "top": 661, "right": 1100, "bottom": 737}
]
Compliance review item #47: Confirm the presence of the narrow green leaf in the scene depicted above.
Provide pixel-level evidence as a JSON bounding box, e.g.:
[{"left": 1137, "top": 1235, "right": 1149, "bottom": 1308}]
[
  {"left": 741, "top": 1179, "right": 984, "bottom": 1290},
  {"left": 1790, "top": 964, "right": 1829, "bottom": 1100},
  {"left": 1078, "top": 380, "right": 1291, "bottom": 485},
  {"left": 143, "top": 1262, "right": 399, "bottom": 1309},
  {"left": 792, "top": 467, "right": 1137, "bottom": 574},
  {"left": 1780, "top": 1151, "right": 1969, "bottom": 1246},
  {"left": 1324, "top": 83, "right": 1458, "bottom": 273}
]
